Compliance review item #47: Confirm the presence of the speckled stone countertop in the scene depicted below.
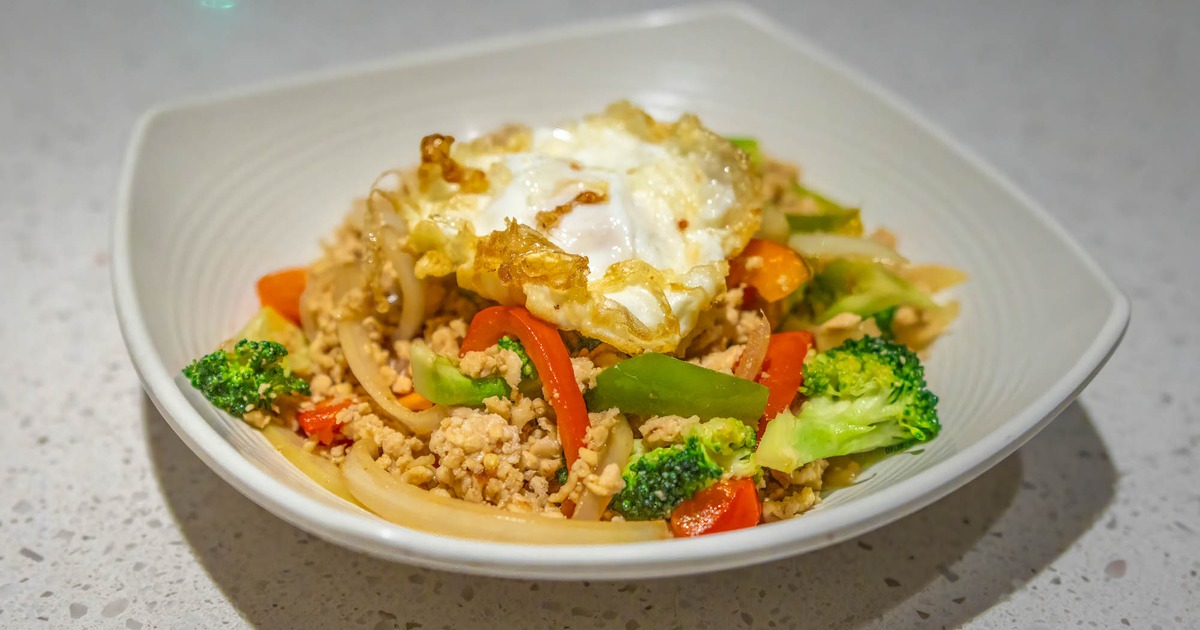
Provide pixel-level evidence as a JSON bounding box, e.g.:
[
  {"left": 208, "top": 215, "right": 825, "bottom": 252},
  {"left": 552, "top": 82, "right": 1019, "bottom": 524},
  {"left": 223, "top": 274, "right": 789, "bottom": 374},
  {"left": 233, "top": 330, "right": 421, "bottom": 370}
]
[{"left": 2, "top": 1, "right": 1197, "bottom": 628}]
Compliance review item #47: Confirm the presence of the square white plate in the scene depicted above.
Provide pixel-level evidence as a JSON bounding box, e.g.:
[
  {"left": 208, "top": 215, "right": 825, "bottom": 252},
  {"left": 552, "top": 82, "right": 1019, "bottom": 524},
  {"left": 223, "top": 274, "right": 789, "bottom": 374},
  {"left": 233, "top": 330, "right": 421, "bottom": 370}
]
[{"left": 114, "top": 4, "right": 1129, "bottom": 579}]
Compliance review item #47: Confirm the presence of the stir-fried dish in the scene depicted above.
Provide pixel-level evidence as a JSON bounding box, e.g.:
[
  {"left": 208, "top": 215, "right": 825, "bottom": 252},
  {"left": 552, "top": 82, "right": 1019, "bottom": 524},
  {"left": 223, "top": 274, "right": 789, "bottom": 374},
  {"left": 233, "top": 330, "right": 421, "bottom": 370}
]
[{"left": 182, "top": 102, "right": 966, "bottom": 543}]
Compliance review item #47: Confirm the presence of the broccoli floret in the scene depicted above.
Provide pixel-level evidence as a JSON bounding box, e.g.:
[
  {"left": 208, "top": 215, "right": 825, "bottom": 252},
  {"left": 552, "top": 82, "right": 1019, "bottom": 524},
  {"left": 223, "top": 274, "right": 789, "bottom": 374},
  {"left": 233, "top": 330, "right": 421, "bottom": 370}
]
[
  {"left": 756, "top": 336, "right": 940, "bottom": 474},
  {"left": 555, "top": 461, "right": 569, "bottom": 486},
  {"left": 872, "top": 306, "right": 898, "bottom": 340},
  {"left": 497, "top": 336, "right": 544, "bottom": 398},
  {"left": 609, "top": 418, "right": 759, "bottom": 521},
  {"left": 497, "top": 336, "right": 536, "bottom": 379},
  {"left": 683, "top": 417, "right": 759, "bottom": 480},
  {"left": 182, "top": 339, "right": 310, "bottom": 417},
  {"left": 806, "top": 259, "right": 935, "bottom": 324},
  {"left": 608, "top": 438, "right": 721, "bottom": 521}
]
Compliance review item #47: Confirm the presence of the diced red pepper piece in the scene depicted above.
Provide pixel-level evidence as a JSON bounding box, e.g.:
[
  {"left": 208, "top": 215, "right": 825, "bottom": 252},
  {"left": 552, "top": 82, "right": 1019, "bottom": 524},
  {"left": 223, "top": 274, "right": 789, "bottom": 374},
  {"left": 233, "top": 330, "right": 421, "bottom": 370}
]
[
  {"left": 297, "top": 400, "right": 352, "bottom": 446},
  {"left": 670, "top": 478, "right": 761, "bottom": 537}
]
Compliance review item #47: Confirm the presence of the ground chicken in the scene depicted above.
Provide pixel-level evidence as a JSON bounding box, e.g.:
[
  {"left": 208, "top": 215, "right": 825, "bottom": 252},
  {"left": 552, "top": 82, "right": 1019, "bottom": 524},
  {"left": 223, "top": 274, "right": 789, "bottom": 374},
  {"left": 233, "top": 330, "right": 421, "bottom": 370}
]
[
  {"left": 760, "top": 159, "right": 802, "bottom": 208},
  {"left": 425, "top": 397, "right": 564, "bottom": 512},
  {"left": 241, "top": 409, "right": 272, "bottom": 429},
  {"left": 483, "top": 395, "right": 549, "bottom": 430},
  {"left": 305, "top": 290, "right": 350, "bottom": 395},
  {"left": 576, "top": 343, "right": 626, "bottom": 369},
  {"left": 571, "top": 356, "right": 602, "bottom": 392},
  {"left": 519, "top": 416, "right": 564, "bottom": 482},
  {"left": 868, "top": 227, "right": 898, "bottom": 250},
  {"left": 822, "top": 312, "right": 864, "bottom": 330},
  {"left": 479, "top": 395, "right": 563, "bottom": 486},
  {"left": 762, "top": 486, "right": 819, "bottom": 522},
  {"left": 585, "top": 463, "right": 624, "bottom": 497},
  {"left": 426, "top": 318, "right": 468, "bottom": 357},
  {"left": 377, "top": 364, "right": 412, "bottom": 396},
  {"left": 308, "top": 373, "right": 334, "bottom": 399},
  {"left": 690, "top": 344, "right": 744, "bottom": 375},
  {"left": 815, "top": 312, "right": 882, "bottom": 351},
  {"left": 337, "top": 401, "right": 437, "bottom": 486},
  {"left": 761, "top": 459, "right": 829, "bottom": 522},
  {"left": 428, "top": 407, "right": 526, "bottom": 506},
  {"left": 893, "top": 305, "right": 920, "bottom": 327},
  {"left": 459, "top": 345, "right": 525, "bottom": 389},
  {"left": 680, "top": 287, "right": 760, "bottom": 358},
  {"left": 637, "top": 415, "right": 700, "bottom": 448},
  {"left": 551, "top": 409, "right": 623, "bottom": 505},
  {"left": 734, "top": 309, "right": 769, "bottom": 345}
]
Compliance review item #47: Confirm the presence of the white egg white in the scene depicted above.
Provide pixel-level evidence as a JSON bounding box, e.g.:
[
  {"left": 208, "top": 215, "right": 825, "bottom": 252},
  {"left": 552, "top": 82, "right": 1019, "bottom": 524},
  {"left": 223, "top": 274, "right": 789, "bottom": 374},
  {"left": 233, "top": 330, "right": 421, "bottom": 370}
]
[{"left": 402, "top": 103, "right": 759, "bottom": 354}]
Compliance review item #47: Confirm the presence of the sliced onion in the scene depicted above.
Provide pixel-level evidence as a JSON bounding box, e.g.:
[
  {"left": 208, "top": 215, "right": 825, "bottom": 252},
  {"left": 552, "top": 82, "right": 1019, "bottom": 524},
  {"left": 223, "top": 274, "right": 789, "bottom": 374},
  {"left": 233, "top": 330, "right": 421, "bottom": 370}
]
[
  {"left": 298, "top": 280, "right": 320, "bottom": 340},
  {"left": 360, "top": 189, "right": 389, "bottom": 309},
  {"left": 372, "top": 169, "right": 422, "bottom": 232},
  {"left": 734, "top": 313, "right": 771, "bottom": 381},
  {"left": 329, "top": 261, "right": 363, "bottom": 305},
  {"left": 789, "top": 232, "right": 907, "bottom": 265},
  {"left": 572, "top": 416, "right": 634, "bottom": 521},
  {"left": 359, "top": 186, "right": 423, "bottom": 341},
  {"left": 262, "top": 424, "right": 361, "bottom": 505},
  {"left": 338, "top": 319, "right": 444, "bottom": 435},
  {"left": 755, "top": 205, "right": 790, "bottom": 243},
  {"left": 371, "top": 169, "right": 408, "bottom": 196},
  {"left": 896, "top": 264, "right": 969, "bottom": 294},
  {"left": 380, "top": 211, "right": 408, "bottom": 236},
  {"left": 381, "top": 226, "right": 423, "bottom": 341},
  {"left": 329, "top": 260, "right": 440, "bottom": 433},
  {"left": 341, "top": 443, "right": 670, "bottom": 544},
  {"left": 894, "top": 301, "right": 961, "bottom": 352}
]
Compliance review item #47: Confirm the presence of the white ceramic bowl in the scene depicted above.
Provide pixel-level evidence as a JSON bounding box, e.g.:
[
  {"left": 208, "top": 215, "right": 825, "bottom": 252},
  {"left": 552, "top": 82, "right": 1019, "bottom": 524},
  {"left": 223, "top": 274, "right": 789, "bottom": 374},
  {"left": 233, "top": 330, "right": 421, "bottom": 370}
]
[{"left": 113, "top": 4, "right": 1129, "bottom": 579}]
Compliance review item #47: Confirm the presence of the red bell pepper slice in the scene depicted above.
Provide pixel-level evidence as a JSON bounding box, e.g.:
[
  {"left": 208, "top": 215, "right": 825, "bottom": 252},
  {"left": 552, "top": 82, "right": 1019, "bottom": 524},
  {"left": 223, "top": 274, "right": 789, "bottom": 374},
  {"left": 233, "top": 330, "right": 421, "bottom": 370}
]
[
  {"left": 256, "top": 267, "right": 307, "bottom": 326},
  {"left": 755, "top": 331, "right": 815, "bottom": 439},
  {"left": 460, "top": 306, "right": 590, "bottom": 467},
  {"left": 297, "top": 400, "right": 352, "bottom": 446},
  {"left": 670, "top": 478, "right": 761, "bottom": 537}
]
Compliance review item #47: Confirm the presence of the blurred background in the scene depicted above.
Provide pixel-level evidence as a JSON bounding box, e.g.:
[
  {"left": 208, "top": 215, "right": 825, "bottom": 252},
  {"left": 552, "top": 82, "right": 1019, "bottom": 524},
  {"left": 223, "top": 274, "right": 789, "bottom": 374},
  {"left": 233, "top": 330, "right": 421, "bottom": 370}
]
[{"left": 2, "top": 1, "right": 1196, "bottom": 628}]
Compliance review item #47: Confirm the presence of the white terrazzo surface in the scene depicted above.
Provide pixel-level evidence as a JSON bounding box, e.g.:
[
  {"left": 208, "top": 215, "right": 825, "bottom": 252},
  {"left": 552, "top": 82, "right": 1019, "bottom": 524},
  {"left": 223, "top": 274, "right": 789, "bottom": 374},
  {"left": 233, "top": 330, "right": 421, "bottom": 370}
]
[{"left": 2, "top": 1, "right": 1198, "bottom": 628}]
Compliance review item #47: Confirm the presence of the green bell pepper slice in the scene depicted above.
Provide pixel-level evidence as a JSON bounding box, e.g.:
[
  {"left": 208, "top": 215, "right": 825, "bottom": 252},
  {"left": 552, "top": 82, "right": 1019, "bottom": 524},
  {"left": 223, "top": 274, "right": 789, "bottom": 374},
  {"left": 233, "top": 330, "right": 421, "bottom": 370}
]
[
  {"left": 784, "top": 186, "right": 863, "bottom": 236},
  {"left": 410, "top": 341, "right": 510, "bottom": 406},
  {"left": 728, "top": 137, "right": 764, "bottom": 168},
  {"left": 727, "top": 136, "right": 862, "bottom": 236},
  {"left": 585, "top": 353, "right": 769, "bottom": 423}
]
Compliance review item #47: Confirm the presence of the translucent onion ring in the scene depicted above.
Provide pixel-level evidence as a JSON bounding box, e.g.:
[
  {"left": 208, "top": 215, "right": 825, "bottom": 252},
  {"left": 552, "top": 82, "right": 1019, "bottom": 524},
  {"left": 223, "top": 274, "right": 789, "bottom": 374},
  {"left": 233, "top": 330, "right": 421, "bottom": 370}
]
[
  {"left": 262, "top": 424, "right": 361, "bottom": 505},
  {"left": 571, "top": 415, "right": 634, "bottom": 521},
  {"left": 341, "top": 443, "right": 670, "bottom": 544},
  {"left": 734, "top": 313, "right": 771, "bottom": 381},
  {"left": 788, "top": 232, "right": 908, "bottom": 266},
  {"left": 379, "top": 225, "right": 423, "bottom": 341},
  {"left": 337, "top": 320, "right": 443, "bottom": 435}
]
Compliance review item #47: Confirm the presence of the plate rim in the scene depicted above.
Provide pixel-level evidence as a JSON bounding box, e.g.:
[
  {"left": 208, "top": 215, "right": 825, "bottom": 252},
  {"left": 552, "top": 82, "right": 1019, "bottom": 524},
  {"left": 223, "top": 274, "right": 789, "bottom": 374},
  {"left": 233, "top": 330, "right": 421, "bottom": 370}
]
[{"left": 112, "top": 2, "right": 1131, "bottom": 579}]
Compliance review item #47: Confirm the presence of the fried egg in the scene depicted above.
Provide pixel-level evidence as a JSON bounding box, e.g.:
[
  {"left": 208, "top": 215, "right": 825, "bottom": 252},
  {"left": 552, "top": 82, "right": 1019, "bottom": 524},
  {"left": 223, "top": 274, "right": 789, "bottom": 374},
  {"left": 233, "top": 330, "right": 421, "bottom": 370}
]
[{"left": 399, "top": 102, "right": 760, "bottom": 354}]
